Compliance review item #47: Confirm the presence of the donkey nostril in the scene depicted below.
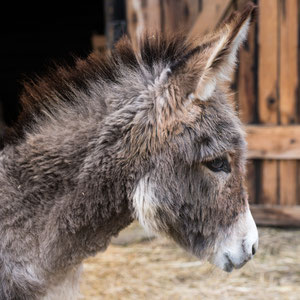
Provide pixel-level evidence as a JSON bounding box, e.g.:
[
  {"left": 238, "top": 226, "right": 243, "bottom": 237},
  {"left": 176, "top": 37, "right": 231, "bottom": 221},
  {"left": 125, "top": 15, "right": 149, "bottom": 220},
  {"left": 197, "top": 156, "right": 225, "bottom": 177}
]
[{"left": 252, "top": 244, "right": 257, "bottom": 256}]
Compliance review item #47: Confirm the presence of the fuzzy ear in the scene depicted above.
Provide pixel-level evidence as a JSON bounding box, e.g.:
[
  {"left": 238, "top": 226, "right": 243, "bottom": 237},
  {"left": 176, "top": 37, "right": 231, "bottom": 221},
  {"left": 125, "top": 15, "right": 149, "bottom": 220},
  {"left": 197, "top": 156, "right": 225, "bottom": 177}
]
[{"left": 192, "top": 2, "right": 257, "bottom": 101}]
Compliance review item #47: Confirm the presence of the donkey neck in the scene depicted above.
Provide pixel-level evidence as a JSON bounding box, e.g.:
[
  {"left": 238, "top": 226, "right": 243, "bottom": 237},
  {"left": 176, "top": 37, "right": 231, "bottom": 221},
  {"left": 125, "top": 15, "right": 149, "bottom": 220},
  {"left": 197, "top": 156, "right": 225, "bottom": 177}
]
[{"left": 0, "top": 114, "right": 135, "bottom": 271}]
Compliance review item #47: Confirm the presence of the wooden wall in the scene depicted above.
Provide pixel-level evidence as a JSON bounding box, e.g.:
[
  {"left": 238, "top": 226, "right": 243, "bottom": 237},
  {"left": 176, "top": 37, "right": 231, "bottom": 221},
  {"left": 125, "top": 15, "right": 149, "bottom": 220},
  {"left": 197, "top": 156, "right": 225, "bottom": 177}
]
[
  {"left": 126, "top": 0, "right": 300, "bottom": 226},
  {"left": 239, "top": 0, "right": 300, "bottom": 226}
]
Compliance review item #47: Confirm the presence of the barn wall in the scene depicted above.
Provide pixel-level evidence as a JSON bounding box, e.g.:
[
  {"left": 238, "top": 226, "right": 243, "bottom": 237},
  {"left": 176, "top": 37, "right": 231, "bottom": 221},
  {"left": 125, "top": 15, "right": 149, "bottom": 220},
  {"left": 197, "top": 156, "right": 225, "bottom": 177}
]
[
  {"left": 238, "top": 0, "right": 300, "bottom": 225},
  {"left": 126, "top": 0, "right": 300, "bottom": 226}
]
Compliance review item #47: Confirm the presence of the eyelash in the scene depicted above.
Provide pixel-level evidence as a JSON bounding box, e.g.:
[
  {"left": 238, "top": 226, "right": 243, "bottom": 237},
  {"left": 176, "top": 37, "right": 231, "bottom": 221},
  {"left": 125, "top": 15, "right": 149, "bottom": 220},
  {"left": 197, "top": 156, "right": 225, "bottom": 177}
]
[{"left": 203, "top": 157, "right": 231, "bottom": 173}]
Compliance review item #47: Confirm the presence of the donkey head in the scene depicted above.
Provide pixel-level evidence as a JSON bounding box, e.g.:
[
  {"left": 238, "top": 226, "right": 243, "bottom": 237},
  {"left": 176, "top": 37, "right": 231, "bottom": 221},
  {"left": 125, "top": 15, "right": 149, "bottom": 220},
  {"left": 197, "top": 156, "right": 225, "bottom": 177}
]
[{"left": 130, "top": 3, "right": 258, "bottom": 272}]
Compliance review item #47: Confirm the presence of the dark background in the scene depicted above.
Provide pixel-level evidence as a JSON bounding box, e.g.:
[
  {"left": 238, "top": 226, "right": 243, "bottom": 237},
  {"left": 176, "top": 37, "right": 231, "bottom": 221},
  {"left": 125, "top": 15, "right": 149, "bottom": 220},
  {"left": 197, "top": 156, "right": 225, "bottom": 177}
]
[{"left": 0, "top": 2, "right": 105, "bottom": 126}]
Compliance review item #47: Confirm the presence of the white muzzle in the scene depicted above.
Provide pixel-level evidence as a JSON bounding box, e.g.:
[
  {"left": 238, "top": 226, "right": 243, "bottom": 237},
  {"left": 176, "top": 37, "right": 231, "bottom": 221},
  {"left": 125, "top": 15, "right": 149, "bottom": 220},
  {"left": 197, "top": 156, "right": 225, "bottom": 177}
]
[{"left": 210, "top": 206, "right": 258, "bottom": 272}]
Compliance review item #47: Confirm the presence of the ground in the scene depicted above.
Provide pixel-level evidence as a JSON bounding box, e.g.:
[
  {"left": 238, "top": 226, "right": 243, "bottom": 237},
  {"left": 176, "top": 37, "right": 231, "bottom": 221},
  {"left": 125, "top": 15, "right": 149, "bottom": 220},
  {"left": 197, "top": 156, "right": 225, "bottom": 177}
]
[{"left": 80, "top": 224, "right": 300, "bottom": 300}]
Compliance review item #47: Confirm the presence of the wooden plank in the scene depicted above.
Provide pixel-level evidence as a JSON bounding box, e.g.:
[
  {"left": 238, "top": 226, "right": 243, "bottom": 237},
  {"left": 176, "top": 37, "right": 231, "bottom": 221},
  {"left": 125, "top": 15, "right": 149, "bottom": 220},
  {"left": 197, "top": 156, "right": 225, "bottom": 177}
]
[
  {"left": 126, "top": 0, "right": 200, "bottom": 49},
  {"left": 250, "top": 205, "right": 300, "bottom": 227},
  {"left": 258, "top": 0, "right": 279, "bottom": 124},
  {"left": 279, "top": 161, "right": 297, "bottom": 205},
  {"left": 161, "top": 0, "right": 200, "bottom": 34},
  {"left": 246, "top": 125, "right": 300, "bottom": 159},
  {"left": 144, "top": 0, "right": 162, "bottom": 33},
  {"left": 126, "top": 0, "right": 161, "bottom": 49},
  {"left": 279, "top": 0, "right": 299, "bottom": 206},
  {"left": 260, "top": 160, "right": 278, "bottom": 205},
  {"left": 188, "top": 0, "right": 232, "bottom": 39},
  {"left": 126, "top": 0, "right": 142, "bottom": 49},
  {"left": 237, "top": 22, "right": 257, "bottom": 124},
  {"left": 258, "top": 0, "right": 279, "bottom": 206},
  {"left": 279, "top": 0, "right": 298, "bottom": 125},
  {"left": 235, "top": 0, "right": 258, "bottom": 202}
]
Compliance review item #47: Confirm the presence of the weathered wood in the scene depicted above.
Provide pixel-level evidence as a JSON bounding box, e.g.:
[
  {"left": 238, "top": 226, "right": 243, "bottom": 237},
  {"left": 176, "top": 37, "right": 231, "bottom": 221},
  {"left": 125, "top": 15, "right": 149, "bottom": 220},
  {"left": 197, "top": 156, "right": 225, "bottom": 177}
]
[
  {"left": 127, "top": 0, "right": 200, "bottom": 50},
  {"left": 126, "top": 0, "right": 161, "bottom": 49},
  {"left": 251, "top": 205, "right": 300, "bottom": 227},
  {"left": 260, "top": 160, "right": 278, "bottom": 205},
  {"left": 279, "top": 161, "right": 297, "bottom": 205},
  {"left": 188, "top": 0, "right": 232, "bottom": 39},
  {"left": 258, "top": 0, "right": 279, "bottom": 206},
  {"left": 237, "top": 22, "right": 257, "bottom": 124},
  {"left": 278, "top": 0, "right": 299, "bottom": 206},
  {"left": 246, "top": 125, "right": 300, "bottom": 159},
  {"left": 235, "top": 0, "right": 258, "bottom": 203},
  {"left": 161, "top": 0, "right": 200, "bottom": 34},
  {"left": 258, "top": 0, "right": 279, "bottom": 124},
  {"left": 279, "top": 0, "right": 298, "bottom": 125}
]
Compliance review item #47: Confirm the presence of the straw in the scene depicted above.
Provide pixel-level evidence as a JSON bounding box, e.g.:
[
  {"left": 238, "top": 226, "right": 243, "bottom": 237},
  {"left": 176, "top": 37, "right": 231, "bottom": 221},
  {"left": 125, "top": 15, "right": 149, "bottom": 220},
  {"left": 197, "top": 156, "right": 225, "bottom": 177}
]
[{"left": 80, "top": 227, "right": 300, "bottom": 300}]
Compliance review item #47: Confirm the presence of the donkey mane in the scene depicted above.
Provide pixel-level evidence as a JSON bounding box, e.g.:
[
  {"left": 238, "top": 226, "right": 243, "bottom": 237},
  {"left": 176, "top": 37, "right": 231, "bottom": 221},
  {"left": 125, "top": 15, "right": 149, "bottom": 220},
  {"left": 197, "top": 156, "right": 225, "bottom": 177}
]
[{"left": 1, "top": 34, "right": 192, "bottom": 149}]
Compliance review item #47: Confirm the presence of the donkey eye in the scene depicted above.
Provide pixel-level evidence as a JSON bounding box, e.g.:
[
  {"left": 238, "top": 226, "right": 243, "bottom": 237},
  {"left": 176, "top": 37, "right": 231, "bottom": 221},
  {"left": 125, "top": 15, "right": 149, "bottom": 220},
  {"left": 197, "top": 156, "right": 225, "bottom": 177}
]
[{"left": 204, "top": 157, "right": 231, "bottom": 173}]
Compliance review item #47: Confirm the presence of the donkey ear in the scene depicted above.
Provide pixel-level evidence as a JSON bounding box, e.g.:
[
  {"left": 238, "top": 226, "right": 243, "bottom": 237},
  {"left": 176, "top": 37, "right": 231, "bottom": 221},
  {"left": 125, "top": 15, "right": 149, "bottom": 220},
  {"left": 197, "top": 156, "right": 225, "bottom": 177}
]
[{"left": 193, "top": 3, "right": 257, "bottom": 101}]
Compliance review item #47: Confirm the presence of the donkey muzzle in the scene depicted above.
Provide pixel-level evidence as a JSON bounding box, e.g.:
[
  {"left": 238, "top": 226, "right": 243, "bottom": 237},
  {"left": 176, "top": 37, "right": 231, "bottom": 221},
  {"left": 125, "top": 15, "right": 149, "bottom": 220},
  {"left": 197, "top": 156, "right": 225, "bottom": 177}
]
[{"left": 210, "top": 206, "right": 259, "bottom": 272}]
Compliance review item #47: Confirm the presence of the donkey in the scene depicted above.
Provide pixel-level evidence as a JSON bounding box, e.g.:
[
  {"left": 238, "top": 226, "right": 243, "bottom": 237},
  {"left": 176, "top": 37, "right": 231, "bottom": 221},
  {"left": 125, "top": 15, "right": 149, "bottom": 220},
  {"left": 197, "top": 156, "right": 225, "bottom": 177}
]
[{"left": 0, "top": 3, "right": 258, "bottom": 299}]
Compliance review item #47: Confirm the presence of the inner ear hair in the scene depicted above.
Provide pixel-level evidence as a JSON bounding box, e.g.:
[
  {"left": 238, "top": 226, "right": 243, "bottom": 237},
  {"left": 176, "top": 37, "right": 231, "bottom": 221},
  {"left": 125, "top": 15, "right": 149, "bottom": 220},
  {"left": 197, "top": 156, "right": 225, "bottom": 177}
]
[
  {"left": 212, "top": 2, "right": 257, "bottom": 69},
  {"left": 169, "top": 41, "right": 214, "bottom": 74}
]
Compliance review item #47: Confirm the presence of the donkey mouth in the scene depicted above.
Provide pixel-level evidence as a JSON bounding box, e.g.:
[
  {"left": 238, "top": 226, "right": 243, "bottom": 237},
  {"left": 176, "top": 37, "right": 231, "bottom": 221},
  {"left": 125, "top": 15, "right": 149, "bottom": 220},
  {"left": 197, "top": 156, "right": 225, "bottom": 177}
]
[
  {"left": 223, "top": 253, "right": 250, "bottom": 273},
  {"left": 223, "top": 254, "right": 235, "bottom": 272}
]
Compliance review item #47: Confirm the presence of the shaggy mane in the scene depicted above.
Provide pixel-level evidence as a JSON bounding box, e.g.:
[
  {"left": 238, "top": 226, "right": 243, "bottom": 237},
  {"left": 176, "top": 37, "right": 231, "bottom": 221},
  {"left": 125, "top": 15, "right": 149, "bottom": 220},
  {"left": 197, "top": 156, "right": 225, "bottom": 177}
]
[{"left": 1, "top": 33, "right": 194, "bottom": 149}]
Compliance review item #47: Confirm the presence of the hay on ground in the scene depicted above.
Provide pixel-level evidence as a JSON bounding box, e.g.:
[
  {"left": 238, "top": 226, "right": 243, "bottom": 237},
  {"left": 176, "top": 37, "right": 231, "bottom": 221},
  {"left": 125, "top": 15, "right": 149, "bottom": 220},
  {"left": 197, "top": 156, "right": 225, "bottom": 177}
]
[{"left": 80, "top": 227, "right": 300, "bottom": 300}]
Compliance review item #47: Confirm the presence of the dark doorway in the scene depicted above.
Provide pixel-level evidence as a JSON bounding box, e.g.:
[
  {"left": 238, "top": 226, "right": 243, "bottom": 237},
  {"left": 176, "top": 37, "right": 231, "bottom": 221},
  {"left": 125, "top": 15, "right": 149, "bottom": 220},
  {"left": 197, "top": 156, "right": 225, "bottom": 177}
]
[{"left": 0, "top": 2, "right": 105, "bottom": 126}]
